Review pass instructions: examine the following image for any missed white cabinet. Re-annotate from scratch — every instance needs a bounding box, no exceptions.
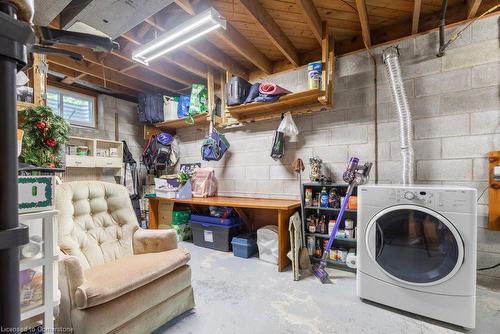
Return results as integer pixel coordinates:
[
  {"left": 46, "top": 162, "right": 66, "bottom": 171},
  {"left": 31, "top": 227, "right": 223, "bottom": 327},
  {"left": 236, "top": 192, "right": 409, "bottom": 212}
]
[
  {"left": 65, "top": 137, "right": 123, "bottom": 172},
  {"left": 65, "top": 155, "right": 95, "bottom": 168}
]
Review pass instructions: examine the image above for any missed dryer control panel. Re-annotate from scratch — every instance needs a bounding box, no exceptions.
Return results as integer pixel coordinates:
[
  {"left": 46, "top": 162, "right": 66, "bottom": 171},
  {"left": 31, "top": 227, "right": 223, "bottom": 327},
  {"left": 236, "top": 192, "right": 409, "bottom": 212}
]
[{"left": 360, "top": 185, "right": 476, "bottom": 214}]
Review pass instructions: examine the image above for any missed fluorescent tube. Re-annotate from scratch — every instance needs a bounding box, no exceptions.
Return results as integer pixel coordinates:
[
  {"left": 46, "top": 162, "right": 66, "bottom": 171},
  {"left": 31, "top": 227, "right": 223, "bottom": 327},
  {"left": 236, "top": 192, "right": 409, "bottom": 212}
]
[{"left": 132, "top": 8, "right": 226, "bottom": 65}]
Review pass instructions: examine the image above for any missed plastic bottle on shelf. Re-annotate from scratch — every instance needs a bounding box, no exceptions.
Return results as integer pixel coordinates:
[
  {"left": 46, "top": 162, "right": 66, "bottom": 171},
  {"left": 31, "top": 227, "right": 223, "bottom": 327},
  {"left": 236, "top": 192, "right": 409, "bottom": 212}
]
[
  {"left": 320, "top": 187, "right": 329, "bottom": 208},
  {"left": 308, "top": 215, "right": 316, "bottom": 233},
  {"left": 328, "top": 219, "right": 336, "bottom": 235},
  {"left": 329, "top": 188, "right": 340, "bottom": 208}
]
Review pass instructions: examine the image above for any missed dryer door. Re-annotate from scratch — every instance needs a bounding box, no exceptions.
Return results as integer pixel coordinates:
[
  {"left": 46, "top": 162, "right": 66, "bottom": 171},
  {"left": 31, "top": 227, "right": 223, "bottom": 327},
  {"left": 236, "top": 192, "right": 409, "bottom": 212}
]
[{"left": 366, "top": 205, "right": 464, "bottom": 286}]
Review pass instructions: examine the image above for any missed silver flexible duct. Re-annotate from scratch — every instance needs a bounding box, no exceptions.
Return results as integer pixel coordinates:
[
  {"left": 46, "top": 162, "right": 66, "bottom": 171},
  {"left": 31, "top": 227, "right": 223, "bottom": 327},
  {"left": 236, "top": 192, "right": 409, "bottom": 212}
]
[{"left": 383, "top": 46, "right": 414, "bottom": 185}]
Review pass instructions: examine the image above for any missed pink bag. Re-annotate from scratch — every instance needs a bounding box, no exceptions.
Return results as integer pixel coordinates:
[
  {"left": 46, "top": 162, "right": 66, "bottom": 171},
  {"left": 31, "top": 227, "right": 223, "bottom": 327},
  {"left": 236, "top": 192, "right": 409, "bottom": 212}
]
[{"left": 191, "top": 167, "right": 217, "bottom": 197}]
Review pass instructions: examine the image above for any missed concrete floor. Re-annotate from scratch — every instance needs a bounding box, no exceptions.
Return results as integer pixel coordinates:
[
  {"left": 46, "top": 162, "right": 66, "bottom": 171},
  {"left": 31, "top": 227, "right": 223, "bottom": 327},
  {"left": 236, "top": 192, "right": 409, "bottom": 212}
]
[{"left": 156, "top": 242, "right": 500, "bottom": 334}]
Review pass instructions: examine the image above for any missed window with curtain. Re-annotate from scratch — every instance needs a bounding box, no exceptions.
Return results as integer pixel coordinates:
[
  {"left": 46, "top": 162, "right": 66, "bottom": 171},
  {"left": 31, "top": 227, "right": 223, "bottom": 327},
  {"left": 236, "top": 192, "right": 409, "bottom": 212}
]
[{"left": 47, "top": 87, "right": 96, "bottom": 127}]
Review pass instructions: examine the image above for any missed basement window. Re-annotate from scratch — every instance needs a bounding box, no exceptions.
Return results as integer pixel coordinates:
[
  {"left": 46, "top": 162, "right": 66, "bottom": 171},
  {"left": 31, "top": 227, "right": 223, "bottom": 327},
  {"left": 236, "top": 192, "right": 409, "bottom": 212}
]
[{"left": 47, "top": 87, "right": 96, "bottom": 128}]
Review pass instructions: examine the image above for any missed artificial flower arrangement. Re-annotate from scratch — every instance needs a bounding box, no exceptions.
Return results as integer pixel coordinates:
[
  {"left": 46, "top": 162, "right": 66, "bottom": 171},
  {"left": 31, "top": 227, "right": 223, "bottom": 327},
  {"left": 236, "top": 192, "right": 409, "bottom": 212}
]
[{"left": 19, "top": 106, "right": 70, "bottom": 168}]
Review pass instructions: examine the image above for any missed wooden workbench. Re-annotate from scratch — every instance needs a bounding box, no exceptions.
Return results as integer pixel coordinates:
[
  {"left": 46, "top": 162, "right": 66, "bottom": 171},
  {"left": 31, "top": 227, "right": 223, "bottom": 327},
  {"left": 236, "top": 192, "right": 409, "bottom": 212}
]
[{"left": 148, "top": 196, "right": 300, "bottom": 272}]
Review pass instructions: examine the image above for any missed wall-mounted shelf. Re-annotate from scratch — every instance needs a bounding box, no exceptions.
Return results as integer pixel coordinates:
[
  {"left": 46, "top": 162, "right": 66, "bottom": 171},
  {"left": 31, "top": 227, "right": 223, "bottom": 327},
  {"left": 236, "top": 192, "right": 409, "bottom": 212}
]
[
  {"left": 155, "top": 113, "right": 209, "bottom": 132},
  {"left": 226, "top": 89, "right": 327, "bottom": 123}
]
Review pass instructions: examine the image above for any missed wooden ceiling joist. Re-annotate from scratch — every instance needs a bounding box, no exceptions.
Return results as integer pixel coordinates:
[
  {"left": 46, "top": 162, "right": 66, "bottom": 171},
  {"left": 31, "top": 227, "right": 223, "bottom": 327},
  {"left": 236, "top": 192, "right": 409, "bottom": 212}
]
[
  {"left": 47, "top": 22, "right": 195, "bottom": 90},
  {"left": 143, "top": 18, "right": 249, "bottom": 79},
  {"left": 175, "top": 0, "right": 195, "bottom": 15},
  {"left": 181, "top": 0, "right": 273, "bottom": 74},
  {"left": 412, "top": 0, "right": 422, "bottom": 34},
  {"left": 295, "top": 0, "right": 323, "bottom": 44},
  {"left": 467, "top": 0, "right": 483, "bottom": 18},
  {"left": 47, "top": 55, "right": 173, "bottom": 95},
  {"left": 48, "top": 63, "right": 141, "bottom": 97},
  {"left": 238, "top": 0, "right": 300, "bottom": 67},
  {"left": 354, "top": 0, "right": 372, "bottom": 47},
  {"left": 51, "top": 45, "right": 184, "bottom": 93}
]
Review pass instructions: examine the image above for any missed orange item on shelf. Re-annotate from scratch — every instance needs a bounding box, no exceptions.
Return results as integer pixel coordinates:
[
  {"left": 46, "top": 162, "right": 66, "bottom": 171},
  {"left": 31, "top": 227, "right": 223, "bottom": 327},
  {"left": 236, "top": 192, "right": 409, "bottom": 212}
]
[{"left": 348, "top": 196, "right": 358, "bottom": 209}]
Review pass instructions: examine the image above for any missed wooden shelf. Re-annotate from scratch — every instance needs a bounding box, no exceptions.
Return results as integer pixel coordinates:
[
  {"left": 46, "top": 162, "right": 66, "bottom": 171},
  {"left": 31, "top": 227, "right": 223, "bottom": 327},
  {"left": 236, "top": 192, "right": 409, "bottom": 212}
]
[
  {"left": 155, "top": 113, "right": 209, "bottom": 132},
  {"left": 16, "top": 101, "right": 36, "bottom": 110},
  {"left": 226, "top": 89, "right": 327, "bottom": 123}
]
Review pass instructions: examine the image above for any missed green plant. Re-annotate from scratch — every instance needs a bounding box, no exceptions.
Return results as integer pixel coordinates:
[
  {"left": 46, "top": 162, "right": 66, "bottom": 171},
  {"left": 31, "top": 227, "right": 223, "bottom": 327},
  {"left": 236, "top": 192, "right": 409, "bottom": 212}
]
[
  {"left": 20, "top": 105, "right": 70, "bottom": 168},
  {"left": 177, "top": 170, "right": 193, "bottom": 185}
]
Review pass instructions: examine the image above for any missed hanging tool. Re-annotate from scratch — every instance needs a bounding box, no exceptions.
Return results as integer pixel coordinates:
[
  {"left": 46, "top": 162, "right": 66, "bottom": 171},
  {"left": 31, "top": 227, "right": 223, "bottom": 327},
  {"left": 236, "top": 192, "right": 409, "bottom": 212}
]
[{"left": 312, "top": 157, "right": 372, "bottom": 284}]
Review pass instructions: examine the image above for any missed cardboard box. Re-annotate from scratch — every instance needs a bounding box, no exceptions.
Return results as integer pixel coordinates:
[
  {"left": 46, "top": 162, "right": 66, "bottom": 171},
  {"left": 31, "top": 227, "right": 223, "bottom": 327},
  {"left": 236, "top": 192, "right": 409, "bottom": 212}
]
[{"left": 158, "top": 201, "right": 174, "bottom": 228}]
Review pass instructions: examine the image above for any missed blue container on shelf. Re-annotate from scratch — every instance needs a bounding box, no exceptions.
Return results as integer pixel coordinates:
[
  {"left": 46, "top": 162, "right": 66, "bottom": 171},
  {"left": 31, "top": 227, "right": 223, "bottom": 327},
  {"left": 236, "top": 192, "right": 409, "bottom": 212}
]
[
  {"left": 231, "top": 232, "right": 258, "bottom": 258},
  {"left": 191, "top": 214, "right": 240, "bottom": 226}
]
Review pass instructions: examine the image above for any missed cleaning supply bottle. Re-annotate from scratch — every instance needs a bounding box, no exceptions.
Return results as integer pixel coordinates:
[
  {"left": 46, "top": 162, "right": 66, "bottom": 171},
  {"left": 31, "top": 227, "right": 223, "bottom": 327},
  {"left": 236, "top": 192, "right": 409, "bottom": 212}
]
[
  {"left": 329, "top": 188, "right": 340, "bottom": 208},
  {"left": 320, "top": 187, "right": 329, "bottom": 208}
]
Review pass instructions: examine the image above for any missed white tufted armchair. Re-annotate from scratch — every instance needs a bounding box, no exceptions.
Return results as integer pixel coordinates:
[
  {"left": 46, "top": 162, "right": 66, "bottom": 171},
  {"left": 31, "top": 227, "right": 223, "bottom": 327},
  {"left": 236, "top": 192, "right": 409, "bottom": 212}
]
[{"left": 55, "top": 181, "right": 194, "bottom": 333}]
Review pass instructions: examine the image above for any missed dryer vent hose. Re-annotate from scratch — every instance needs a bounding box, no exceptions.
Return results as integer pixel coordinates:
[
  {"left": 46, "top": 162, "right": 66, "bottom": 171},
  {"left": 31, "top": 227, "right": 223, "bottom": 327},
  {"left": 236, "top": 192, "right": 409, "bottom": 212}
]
[{"left": 383, "top": 46, "right": 414, "bottom": 185}]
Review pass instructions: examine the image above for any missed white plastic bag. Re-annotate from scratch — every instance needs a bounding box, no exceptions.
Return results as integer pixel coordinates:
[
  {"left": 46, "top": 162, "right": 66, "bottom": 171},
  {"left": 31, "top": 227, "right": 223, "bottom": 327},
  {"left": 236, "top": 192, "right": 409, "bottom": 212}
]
[
  {"left": 277, "top": 112, "right": 299, "bottom": 137},
  {"left": 257, "top": 225, "right": 279, "bottom": 265}
]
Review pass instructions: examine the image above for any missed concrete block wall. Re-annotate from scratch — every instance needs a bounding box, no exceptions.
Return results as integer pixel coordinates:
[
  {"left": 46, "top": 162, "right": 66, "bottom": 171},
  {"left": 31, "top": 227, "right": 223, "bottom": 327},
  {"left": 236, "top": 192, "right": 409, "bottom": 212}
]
[
  {"left": 67, "top": 94, "right": 144, "bottom": 181},
  {"left": 176, "top": 15, "right": 500, "bottom": 288}
]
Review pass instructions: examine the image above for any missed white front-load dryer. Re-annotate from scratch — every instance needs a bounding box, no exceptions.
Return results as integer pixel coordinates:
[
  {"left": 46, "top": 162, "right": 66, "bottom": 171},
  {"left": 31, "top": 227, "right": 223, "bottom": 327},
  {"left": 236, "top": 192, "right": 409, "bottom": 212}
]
[{"left": 357, "top": 185, "right": 477, "bottom": 328}]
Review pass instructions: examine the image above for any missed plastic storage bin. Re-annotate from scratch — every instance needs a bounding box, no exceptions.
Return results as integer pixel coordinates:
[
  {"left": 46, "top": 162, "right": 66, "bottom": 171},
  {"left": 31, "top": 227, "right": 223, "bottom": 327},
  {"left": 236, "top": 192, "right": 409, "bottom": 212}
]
[
  {"left": 190, "top": 220, "right": 245, "bottom": 252},
  {"left": 231, "top": 233, "right": 258, "bottom": 258},
  {"left": 191, "top": 214, "right": 240, "bottom": 226},
  {"left": 257, "top": 225, "right": 279, "bottom": 264}
]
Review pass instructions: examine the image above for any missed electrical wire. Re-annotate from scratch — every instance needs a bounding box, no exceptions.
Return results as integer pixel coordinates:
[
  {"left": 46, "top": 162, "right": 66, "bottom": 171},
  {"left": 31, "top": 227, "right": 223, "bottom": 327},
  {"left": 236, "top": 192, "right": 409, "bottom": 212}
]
[
  {"left": 441, "top": 4, "right": 500, "bottom": 52},
  {"left": 477, "top": 262, "right": 500, "bottom": 271},
  {"left": 477, "top": 185, "right": 489, "bottom": 203}
]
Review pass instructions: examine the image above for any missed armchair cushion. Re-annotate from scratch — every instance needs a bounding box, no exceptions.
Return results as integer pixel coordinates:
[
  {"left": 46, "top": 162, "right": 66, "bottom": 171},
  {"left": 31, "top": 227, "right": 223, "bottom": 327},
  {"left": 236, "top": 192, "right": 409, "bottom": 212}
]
[
  {"left": 133, "top": 228, "right": 178, "bottom": 254},
  {"left": 74, "top": 248, "right": 190, "bottom": 309}
]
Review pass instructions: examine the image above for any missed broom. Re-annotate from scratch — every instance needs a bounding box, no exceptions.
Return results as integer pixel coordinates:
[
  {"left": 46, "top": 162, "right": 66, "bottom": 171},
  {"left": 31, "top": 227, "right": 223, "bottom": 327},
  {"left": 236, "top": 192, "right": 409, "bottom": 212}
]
[{"left": 292, "top": 158, "right": 311, "bottom": 272}]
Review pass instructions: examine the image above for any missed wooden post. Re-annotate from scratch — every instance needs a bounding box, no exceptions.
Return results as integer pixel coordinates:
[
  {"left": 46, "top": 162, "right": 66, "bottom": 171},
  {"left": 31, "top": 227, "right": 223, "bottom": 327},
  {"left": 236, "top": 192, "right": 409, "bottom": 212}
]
[
  {"left": 277, "top": 209, "right": 292, "bottom": 272},
  {"left": 32, "top": 54, "right": 47, "bottom": 106},
  {"left": 488, "top": 151, "right": 500, "bottom": 230},
  {"left": 219, "top": 71, "right": 227, "bottom": 126},
  {"left": 320, "top": 21, "right": 328, "bottom": 93}
]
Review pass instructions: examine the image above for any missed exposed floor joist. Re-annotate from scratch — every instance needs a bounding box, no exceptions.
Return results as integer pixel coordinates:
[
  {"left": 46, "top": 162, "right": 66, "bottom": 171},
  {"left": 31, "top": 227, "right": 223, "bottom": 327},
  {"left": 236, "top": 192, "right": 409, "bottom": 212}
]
[
  {"left": 467, "top": 0, "right": 483, "bottom": 18},
  {"left": 51, "top": 44, "right": 184, "bottom": 93},
  {"left": 238, "top": 0, "right": 300, "bottom": 67},
  {"left": 46, "top": 55, "right": 174, "bottom": 95},
  {"left": 48, "top": 62, "right": 141, "bottom": 97},
  {"left": 187, "top": 0, "right": 273, "bottom": 74},
  {"left": 412, "top": 0, "right": 422, "bottom": 34},
  {"left": 295, "top": 0, "right": 323, "bottom": 45},
  {"left": 355, "top": 0, "right": 372, "bottom": 47}
]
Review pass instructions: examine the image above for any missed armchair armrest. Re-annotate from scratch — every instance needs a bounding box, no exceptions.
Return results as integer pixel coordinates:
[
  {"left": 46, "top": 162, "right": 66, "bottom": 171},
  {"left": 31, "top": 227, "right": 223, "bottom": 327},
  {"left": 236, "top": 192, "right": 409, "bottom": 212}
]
[
  {"left": 133, "top": 228, "right": 178, "bottom": 254},
  {"left": 58, "top": 252, "right": 84, "bottom": 308}
]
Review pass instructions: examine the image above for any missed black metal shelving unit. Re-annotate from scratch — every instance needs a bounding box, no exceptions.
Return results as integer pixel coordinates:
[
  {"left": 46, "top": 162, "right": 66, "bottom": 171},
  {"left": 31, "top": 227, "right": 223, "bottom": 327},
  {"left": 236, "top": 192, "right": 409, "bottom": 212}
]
[{"left": 301, "top": 182, "right": 358, "bottom": 272}]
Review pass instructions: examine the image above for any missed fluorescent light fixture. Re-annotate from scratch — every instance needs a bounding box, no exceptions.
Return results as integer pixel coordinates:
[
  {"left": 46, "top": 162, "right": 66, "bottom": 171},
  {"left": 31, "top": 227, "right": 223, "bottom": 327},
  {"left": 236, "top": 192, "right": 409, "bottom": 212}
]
[{"left": 132, "top": 8, "right": 226, "bottom": 65}]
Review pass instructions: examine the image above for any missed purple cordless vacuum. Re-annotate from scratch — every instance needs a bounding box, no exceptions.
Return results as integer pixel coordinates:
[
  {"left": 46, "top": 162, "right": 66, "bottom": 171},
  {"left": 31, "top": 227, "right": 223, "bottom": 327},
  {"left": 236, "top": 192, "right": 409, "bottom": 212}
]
[{"left": 312, "top": 157, "right": 372, "bottom": 284}]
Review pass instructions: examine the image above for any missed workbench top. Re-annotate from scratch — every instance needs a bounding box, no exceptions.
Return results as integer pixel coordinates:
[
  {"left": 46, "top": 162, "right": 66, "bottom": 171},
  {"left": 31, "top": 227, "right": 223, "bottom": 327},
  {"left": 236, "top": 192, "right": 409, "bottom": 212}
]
[{"left": 150, "top": 196, "right": 300, "bottom": 210}]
